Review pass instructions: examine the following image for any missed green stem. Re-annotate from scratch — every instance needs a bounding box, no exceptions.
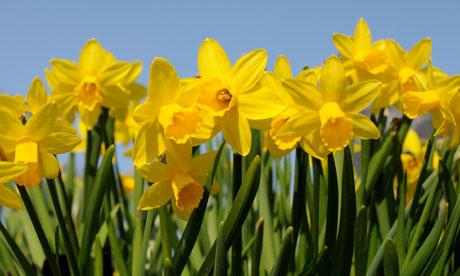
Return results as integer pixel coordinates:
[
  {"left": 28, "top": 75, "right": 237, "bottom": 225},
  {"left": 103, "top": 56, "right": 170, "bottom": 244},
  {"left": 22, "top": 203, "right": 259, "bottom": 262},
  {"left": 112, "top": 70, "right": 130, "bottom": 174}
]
[
  {"left": 232, "top": 153, "right": 243, "bottom": 275},
  {"left": 57, "top": 172, "right": 79, "bottom": 254},
  {"left": 17, "top": 185, "right": 60, "bottom": 276}
]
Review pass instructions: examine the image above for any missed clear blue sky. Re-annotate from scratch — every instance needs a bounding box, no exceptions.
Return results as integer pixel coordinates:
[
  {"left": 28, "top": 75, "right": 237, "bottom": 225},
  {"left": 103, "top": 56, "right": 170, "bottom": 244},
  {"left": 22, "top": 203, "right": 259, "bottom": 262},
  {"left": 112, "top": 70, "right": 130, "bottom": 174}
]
[{"left": 1, "top": 0, "right": 459, "bottom": 95}]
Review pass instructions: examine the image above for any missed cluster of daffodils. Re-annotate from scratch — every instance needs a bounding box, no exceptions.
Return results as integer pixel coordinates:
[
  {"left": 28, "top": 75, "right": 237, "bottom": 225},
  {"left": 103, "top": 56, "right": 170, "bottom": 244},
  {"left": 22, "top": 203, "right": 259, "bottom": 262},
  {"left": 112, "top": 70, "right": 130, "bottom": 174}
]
[{"left": 1, "top": 18, "right": 459, "bottom": 218}]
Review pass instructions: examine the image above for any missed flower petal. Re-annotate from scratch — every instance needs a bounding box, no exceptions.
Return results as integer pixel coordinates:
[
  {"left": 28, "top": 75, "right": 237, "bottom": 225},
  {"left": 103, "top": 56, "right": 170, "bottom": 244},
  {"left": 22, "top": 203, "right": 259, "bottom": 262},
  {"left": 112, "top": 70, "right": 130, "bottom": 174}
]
[
  {"left": 299, "top": 131, "right": 330, "bottom": 160},
  {"left": 0, "top": 161, "right": 27, "bottom": 183},
  {"left": 198, "top": 38, "right": 231, "bottom": 81},
  {"left": 78, "top": 103, "right": 101, "bottom": 130},
  {"left": 133, "top": 121, "right": 165, "bottom": 167},
  {"left": 25, "top": 102, "right": 57, "bottom": 141},
  {"left": 0, "top": 94, "right": 27, "bottom": 118},
  {"left": 137, "top": 162, "right": 172, "bottom": 183},
  {"left": 320, "top": 56, "right": 346, "bottom": 102},
  {"left": 282, "top": 79, "right": 322, "bottom": 111},
  {"left": 40, "top": 132, "right": 81, "bottom": 154},
  {"left": 138, "top": 181, "right": 172, "bottom": 211},
  {"left": 342, "top": 80, "right": 381, "bottom": 113},
  {"left": 189, "top": 151, "right": 217, "bottom": 184},
  {"left": 238, "top": 86, "right": 285, "bottom": 120},
  {"left": 354, "top": 18, "right": 372, "bottom": 51},
  {"left": 277, "top": 111, "right": 319, "bottom": 137},
  {"left": 99, "top": 62, "right": 132, "bottom": 86},
  {"left": 406, "top": 38, "right": 431, "bottom": 69},
  {"left": 0, "top": 107, "right": 24, "bottom": 139},
  {"left": 273, "top": 55, "right": 293, "bottom": 79},
  {"left": 348, "top": 113, "right": 381, "bottom": 139},
  {"left": 100, "top": 86, "right": 129, "bottom": 108},
  {"left": 333, "top": 33, "right": 354, "bottom": 59},
  {"left": 39, "top": 150, "right": 59, "bottom": 179},
  {"left": 230, "top": 49, "right": 267, "bottom": 92},
  {"left": 50, "top": 59, "right": 81, "bottom": 85},
  {"left": 27, "top": 77, "right": 48, "bottom": 113},
  {"left": 79, "top": 39, "right": 106, "bottom": 75},
  {"left": 149, "top": 57, "right": 181, "bottom": 103},
  {"left": 219, "top": 107, "right": 251, "bottom": 156},
  {"left": 165, "top": 140, "right": 192, "bottom": 171},
  {"left": 0, "top": 184, "right": 22, "bottom": 209}
]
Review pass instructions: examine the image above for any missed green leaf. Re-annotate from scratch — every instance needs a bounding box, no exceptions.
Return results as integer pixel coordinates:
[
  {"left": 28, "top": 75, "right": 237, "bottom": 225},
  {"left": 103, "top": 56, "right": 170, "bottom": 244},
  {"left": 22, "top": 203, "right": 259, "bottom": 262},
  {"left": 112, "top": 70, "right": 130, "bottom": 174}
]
[
  {"left": 94, "top": 237, "right": 103, "bottom": 276},
  {"left": 270, "top": 227, "right": 294, "bottom": 276},
  {"left": 251, "top": 218, "right": 264, "bottom": 276},
  {"left": 78, "top": 145, "right": 115, "bottom": 274},
  {"left": 0, "top": 221, "right": 36, "bottom": 275},
  {"left": 198, "top": 156, "right": 262, "bottom": 275},
  {"left": 354, "top": 206, "right": 368, "bottom": 276},
  {"left": 324, "top": 153, "right": 338, "bottom": 275},
  {"left": 383, "top": 239, "right": 399, "bottom": 276},
  {"left": 214, "top": 221, "right": 227, "bottom": 276}
]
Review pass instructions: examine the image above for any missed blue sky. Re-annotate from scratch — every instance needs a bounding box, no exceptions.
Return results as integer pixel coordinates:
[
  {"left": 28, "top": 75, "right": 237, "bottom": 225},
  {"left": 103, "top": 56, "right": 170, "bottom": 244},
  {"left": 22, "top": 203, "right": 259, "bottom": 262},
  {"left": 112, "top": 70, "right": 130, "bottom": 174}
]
[{"left": 1, "top": 0, "right": 459, "bottom": 95}]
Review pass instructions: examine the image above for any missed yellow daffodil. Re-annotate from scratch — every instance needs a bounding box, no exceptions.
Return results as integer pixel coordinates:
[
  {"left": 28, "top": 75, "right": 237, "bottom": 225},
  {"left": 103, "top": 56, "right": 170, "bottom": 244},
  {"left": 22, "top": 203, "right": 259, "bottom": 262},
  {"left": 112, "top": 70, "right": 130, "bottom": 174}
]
[
  {"left": 0, "top": 161, "right": 27, "bottom": 209},
  {"left": 386, "top": 38, "right": 432, "bottom": 96},
  {"left": 277, "top": 56, "right": 381, "bottom": 159},
  {"left": 435, "top": 90, "right": 460, "bottom": 147},
  {"left": 121, "top": 174, "right": 135, "bottom": 192},
  {"left": 400, "top": 129, "right": 440, "bottom": 202},
  {"left": 402, "top": 62, "right": 460, "bottom": 121},
  {"left": 132, "top": 57, "right": 213, "bottom": 166},
  {"left": 194, "top": 38, "right": 285, "bottom": 156},
  {"left": 138, "top": 141, "right": 217, "bottom": 220},
  {"left": 46, "top": 38, "right": 141, "bottom": 129},
  {"left": 0, "top": 102, "right": 81, "bottom": 187},
  {"left": 263, "top": 55, "right": 318, "bottom": 156},
  {"left": 333, "top": 18, "right": 390, "bottom": 76}
]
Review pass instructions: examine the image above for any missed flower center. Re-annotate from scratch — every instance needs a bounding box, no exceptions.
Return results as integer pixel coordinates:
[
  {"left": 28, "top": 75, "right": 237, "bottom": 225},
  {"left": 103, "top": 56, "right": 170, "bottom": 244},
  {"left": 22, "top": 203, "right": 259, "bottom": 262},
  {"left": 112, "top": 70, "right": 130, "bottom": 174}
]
[
  {"left": 14, "top": 139, "right": 42, "bottom": 187},
  {"left": 171, "top": 170, "right": 204, "bottom": 212},
  {"left": 216, "top": 88, "right": 233, "bottom": 104},
  {"left": 318, "top": 102, "right": 353, "bottom": 151},
  {"left": 197, "top": 79, "right": 235, "bottom": 115},
  {"left": 76, "top": 77, "right": 101, "bottom": 108}
]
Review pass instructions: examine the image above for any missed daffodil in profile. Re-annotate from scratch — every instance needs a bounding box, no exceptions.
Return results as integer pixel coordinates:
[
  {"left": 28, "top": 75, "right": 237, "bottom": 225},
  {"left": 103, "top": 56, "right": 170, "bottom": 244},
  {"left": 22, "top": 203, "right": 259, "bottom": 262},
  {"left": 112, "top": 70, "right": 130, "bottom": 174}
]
[
  {"left": 277, "top": 56, "right": 381, "bottom": 159},
  {"left": 194, "top": 38, "right": 285, "bottom": 156},
  {"left": 132, "top": 57, "right": 213, "bottom": 166},
  {"left": 434, "top": 90, "right": 460, "bottom": 148},
  {"left": 0, "top": 162, "right": 27, "bottom": 209},
  {"left": 0, "top": 102, "right": 81, "bottom": 187},
  {"left": 46, "top": 38, "right": 141, "bottom": 128},
  {"left": 138, "top": 142, "right": 217, "bottom": 220}
]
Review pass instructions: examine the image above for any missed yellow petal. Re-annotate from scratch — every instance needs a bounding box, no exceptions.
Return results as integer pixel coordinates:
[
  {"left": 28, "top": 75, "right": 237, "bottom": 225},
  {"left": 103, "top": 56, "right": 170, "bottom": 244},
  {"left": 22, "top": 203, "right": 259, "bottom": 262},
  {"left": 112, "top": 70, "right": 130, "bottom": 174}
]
[
  {"left": 124, "top": 61, "right": 143, "bottom": 84},
  {"left": 25, "top": 102, "right": 57, "bottom": 141},
  {"left": 125, "top": 82, "right": 147, "bottom": 102},
  {"left": 342, "top": 80, "right": 381, "bottom": 113},
  {"left": 406, "top": 38, "right": 432, "bottom": 69},
  {"left": 148, "top": 57, "right": 181, "bottom": 103},
  {"left": 0, "top": 107, "right": 24, "bottom": 139},
  {"left": 78, "top": 103, "right": 101, "bottom": 130},
  {"left": 99, "top": 62, "right": 132, "bottom": 86},
  {"left": 133, "top": 100, "right": 159, "bottom": 124},
  {"left": 385, "top": 40, "right": 405, "bottom": 68},
  {"left": 189, "top": 151, "right": 217, "bottom": 184},
  {"left": 0, "top": 184, "right": 22, "bottom": 209},
  {"left": 274, "top": 55, "right": 293, "bottom": 79},
  {"left": 49, "top": 59, "right": 81, "bottom": 85},
  {"left": 133, "top": 121, "right": 165, "bottom": 167},
  {"left": 277, "top": 111, "right": 319, "bottom": 137},
  {"left": 348, "top": 113, "right": 381, "bottom": 140},
  {"left": 27, "top": 77, "right": 48, "bottom": 113},
  {"left": 137, "top": 162, "right": 172, "bottom": 183},
  {"left": 269, "top": 115, "right": 302, "bottom": 151},
  {"left": 262, "top": 73, "right": 295, "bottom": 106},
  {"left": 79, "top": 39, "right": 106, "bottom": 75},
  {"left": 0, "top": 94, "right": 27, "bottom": 118},
  {"left": 230, "top": 49, "right": 267, "bottom": 92},
  {"left": 299, "top": 131, "right": 330, "bottom": 160},
  {"left": 100, "top": 86, "right": 129, "bottom": 108},
  {"left": 439, "top": 75, "right": 460, "bottom": 94},
  {"left": 39, "top": 150, "right": 59, "bottom": 179},
  {"left": 49, "top": 91, "right": 79, "bottom": 119},
  {"left": 219, "top": 107, "right": 251, "bottom": 156},
  {"left": 320, "top": 56, "right": 345, "bottom": 102},
  {"left": 238, "top": 86, "right": 285, "bottom": 120},
  {"left": 403, "top": 129, "right": 422, "bottom": 155},
  {"left": 0, "top": 161, "right": 27, "bottom": 183},
  {"left": 171, "top": 197, "right": 192, "bottom": 220},
  {"left": 354, "top": 18, "right": 372, "bottom": 51},
  {"left": 198, "top": 38, "right": 231, "bottom": 81},
  {"left": 16, "top": 162, "right": 42, "bottom": 187},
  {"left": 402, "top": 90, "right": 441, "bottom": 119},
  {"left": 319, "top": 102, "right": 353, "bottom": 151},
  {"left": 165, "top": 140, "right": 192, "bottom": 171},
  {"left": 40, "top": 132, "right": 81, "bottom": 154},
  {"left": 282, "top": 79, "right": 322, "bottom": 111},
  {"left": 332, "top": 33, "right": 353, "bottom": 59},
  {"left": 171, "top": 171, "right": 204, "bottom": 212},
  {"left": 138, "top": 181, "right": 172, "bottom": 211}
]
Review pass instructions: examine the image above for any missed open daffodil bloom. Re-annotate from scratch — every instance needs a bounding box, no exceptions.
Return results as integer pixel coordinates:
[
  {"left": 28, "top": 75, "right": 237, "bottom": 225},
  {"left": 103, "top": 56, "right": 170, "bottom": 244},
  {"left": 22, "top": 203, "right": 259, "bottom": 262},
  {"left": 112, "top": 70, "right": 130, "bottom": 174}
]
[
  {"left": 277, "top": 56, "right": 381, "bottom": 159},
  {"left": 137, "top": 142, "right": 217, "bottom": 220},
  {"left": 195, "top": 38, "right": 284, "bottom": 156}
]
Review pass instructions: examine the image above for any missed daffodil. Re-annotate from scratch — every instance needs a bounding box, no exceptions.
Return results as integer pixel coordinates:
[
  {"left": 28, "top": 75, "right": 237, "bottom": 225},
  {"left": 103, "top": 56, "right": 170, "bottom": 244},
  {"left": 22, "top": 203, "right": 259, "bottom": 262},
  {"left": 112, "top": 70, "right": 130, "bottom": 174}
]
[
  {"left": 138, "top": 141, "right": 217, "bottom": 220},
  {"left": 263, "top": 55, "right": 318, "bottom": 156},
  {"left": 277, "top": 56, "right": 381, "bottom": 159},
  {"left": 0, "top": 102, "right": 81, "bottom": 187},
  {"left": 402, "top": 62, "right": 460, "bottom": 121},
  {"left": 46, "top": 39, "right": 141, "bottom": 128},
  {"left": 435, "top": 90, "right": 460, "bottom": 147},
  {"left": 400, "top": 129, "right": 439, "bottom": 202},
  {"left": 0, "top": 162, "right": 27, "bottom": 209},
  {"left": 333, "top": 18, "right": 399, "bottom": 113},
  {"left": 132, "top": 57, "right": 213, "bottom": 166},
  {"left": 194, "top": 38, "right": 285, "bottom": 156}
]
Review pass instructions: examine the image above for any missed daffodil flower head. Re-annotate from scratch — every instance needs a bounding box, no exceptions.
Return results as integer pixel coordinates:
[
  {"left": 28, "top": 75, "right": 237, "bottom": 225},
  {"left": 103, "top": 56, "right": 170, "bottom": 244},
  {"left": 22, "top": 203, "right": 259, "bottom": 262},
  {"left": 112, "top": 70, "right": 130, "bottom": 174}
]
[
  {"left": 195, "top": 38, "right": 285, "bottom": 156},
  {"left": 0, "top": 102, "right": 81, "bottom": 187},
  {"left": 132, "top": 57, "right": 214, "bottom": 167},
  {"left": 278, "top": 56, "right": 381, "bottom": 159},
  {"left": 46, "top": 39, "right": 140, "bottom": 129},
  {"left": 137, "top": 141, "right": 217, "bottom": 220}
]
